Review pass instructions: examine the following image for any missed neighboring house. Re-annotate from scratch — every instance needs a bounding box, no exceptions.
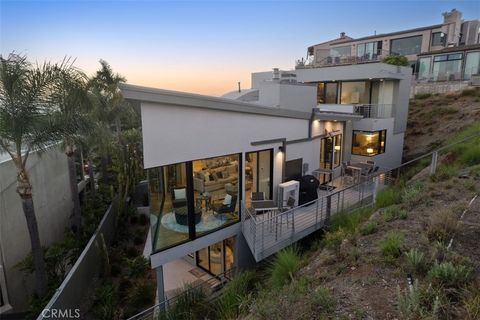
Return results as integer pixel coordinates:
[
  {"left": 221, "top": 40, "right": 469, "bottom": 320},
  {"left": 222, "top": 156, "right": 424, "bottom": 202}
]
[
  {"left": 300, "top": 9, "right": 479, "bottom": 79},
  {"left": 120, "top": 61, "right": 411, "bottom": 302},
  {"left": 0, "top": 147, "right": 79, "bottom": 314}
]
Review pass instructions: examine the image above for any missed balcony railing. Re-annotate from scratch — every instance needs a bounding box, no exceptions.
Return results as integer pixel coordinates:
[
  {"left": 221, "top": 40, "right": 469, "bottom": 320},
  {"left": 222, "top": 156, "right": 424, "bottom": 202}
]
[
  {"left": 353, "top": 104, "right": 394, "bottom": 118},
  {"left": 241, "top": 171, "right": 393, "bottom": 262},
  {"left": 296, "top": 50, "right": 389, "bottom": 69}
]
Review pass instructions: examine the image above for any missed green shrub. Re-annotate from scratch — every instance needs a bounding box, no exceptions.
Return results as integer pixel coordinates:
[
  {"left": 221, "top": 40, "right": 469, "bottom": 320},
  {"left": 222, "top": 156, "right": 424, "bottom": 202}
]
[
  {"left": 380, "top": 231, "right": 404, "bottom": 258},
  {"left": 376, "top": 187, "right": 402, "bottom": 209},
  {"left": 215, "top": 271, "right": 256, "bottom": 319},
  {"left": 268, "top": 246, "right": 302, "bottom": 287},
  {"left": 360, "top": 221, "right": 378, "bottom": 235},
  {"left": 427, "top": 209, "right": 457, "bottom": 243},
  {"left": 323, "top": 228, "right": 348, "bottom": 250},
  {"left": 125, "top": 281, "right": 156, "bottom": 317},
  {"left": 414, "top": 93, "right": 432, "bottom": 100},
  {"left": 382, "top": 54, "right": 409, "bottom": 66},
  {"left": 402, "top": 182, "right": 424, "bottom": 207},
  {"left": 428, "top": 261, "right": 472, "bottom": 289},
  {"left": 383, "top": 205, "right": 399, "bottom": 222},
  {"left": 460, "top": 88, "right": 480, "bottom": 97},
  {"left": 430, "top": 165, "right": 458, "bottom": 182},
  {"left": 124, "top": 256, "right": 149, "bottom": 278},
  {"left": 158, "top": 284, "right": 209, "bottom": 320},
  {"left": 396, "top": 281, "right": 440, "bottom": 320},
  {"left": 312, "top": 286, "right": 336, "bottom": 312},
  {"left": 461, "top": 144, "right": 480, "bottom": 166},
  {"left": 93, "top": 283, "right": 120, "bottom": 320},
  {"left": 329, "top": 207, "right": 374, "bottom": 234},
  {"left": 405, "top": 249, "right": 429, "bottom": 275}
]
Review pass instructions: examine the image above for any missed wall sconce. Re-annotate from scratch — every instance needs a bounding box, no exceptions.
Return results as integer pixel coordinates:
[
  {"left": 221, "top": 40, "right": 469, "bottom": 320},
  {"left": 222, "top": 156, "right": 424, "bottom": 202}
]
[
  {"left": 279, "top": 146, "right": 284, "bottom": 152},
  {"left": 367, "top": 148, "right": 374, "bottom": 154},
  {"left": 334, "top": 145, "right": 341, "bottom": 151}
]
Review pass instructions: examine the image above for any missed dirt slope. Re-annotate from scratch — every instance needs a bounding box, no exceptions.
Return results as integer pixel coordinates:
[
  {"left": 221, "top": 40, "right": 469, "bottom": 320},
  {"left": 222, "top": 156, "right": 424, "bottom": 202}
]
[{"left": 404, "top": 89, "right": 480, "bottom": 161}]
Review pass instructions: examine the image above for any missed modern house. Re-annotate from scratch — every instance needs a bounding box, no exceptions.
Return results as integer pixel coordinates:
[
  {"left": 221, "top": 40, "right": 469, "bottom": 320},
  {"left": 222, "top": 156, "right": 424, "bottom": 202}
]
[
  {"left": 120, "top": 61, "right": 411, "bottom": 302},
  {"left": 299, "top": 9, "right": 479, "bottom": 80}
]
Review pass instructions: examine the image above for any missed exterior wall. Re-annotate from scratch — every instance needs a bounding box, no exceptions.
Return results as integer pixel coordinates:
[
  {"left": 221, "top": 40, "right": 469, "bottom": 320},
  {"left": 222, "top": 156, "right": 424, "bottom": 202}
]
[
  {"left": 141, "top": 102, "right": 309, "bottom": 169},
  {"left": 0, "top": 147, "right": 72, "bottom": 311},
  {"left": 256, "top": 82, "right": 316, "bottom": 112}
]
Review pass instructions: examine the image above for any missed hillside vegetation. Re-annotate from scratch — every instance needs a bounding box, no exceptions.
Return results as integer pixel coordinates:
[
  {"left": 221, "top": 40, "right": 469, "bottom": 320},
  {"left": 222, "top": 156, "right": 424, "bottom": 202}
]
[{"left": 404, "top": 88, "right": 480, "bottom": 160}]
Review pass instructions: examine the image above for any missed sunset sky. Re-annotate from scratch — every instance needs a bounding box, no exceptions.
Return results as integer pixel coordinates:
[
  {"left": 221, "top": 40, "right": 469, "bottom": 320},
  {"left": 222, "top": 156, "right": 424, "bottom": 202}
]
[{"left": 1, "top": 0, "right": 479, "bottom": 96}]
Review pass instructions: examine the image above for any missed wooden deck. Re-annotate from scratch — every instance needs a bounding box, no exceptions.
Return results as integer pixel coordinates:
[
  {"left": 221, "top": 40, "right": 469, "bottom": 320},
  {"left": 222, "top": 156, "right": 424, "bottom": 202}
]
[{"left": 242, "top": 173, "right": 390, "bottom": 261}]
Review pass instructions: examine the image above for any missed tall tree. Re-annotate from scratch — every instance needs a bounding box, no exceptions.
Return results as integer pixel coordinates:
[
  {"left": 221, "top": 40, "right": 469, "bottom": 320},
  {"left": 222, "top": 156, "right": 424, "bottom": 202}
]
[
  {"left": 52, "top": 67, "right": 93, "bottom": 233},
  {"left": 0, "top": 54, "right": 69, "bottom": 297}
]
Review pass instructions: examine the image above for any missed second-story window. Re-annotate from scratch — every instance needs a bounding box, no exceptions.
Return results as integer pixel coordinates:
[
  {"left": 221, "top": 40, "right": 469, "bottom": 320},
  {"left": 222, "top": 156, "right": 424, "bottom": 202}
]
[
  {"left": 352, "top": 130, "right": 386, "bottom": 156},
  {"left": 330, "top": 45, "right": 351, "bottom": 57},
  {"left": 390, "top": 35, "right": 422, "bottom": 56},
  {"left": 431, "top": 32, "right": 446, "bottom": 47},
  {"left": 340, "top": 81, "right": 371, "bottom": 104}
]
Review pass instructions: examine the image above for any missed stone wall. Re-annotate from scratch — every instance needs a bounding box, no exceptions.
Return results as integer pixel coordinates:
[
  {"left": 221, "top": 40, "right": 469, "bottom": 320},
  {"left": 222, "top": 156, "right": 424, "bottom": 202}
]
[{"left": 411, "top": 80, "right": 474, "bottom": 98}]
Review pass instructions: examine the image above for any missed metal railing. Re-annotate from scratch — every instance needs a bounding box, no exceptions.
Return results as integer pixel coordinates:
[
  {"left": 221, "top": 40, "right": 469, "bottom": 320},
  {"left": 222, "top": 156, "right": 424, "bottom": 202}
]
[
  {"left": 353, "top": 104, "right": 394, "bottom": 118},
  {"left": 126, "top": 268, "right": 235, "bottom": 320},
  {"left": 242, "top": 131, "right": 480, "bottom": 262},
  {"left": 242, "top": 171, "right": 394, "bottom": 261},
  {"left": 296, "top": 49, "right": 391, "bottom": 69}
]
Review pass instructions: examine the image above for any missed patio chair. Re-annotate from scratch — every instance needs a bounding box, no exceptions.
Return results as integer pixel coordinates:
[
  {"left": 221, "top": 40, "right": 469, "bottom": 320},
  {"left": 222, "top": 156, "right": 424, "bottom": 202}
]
[
  {"left": 251, "top": 191, "right": 265, "bottom": 202},
  {"left": 171, "top": 187, "right": 187, "bottom": 208},
  {"left": 278, "top": 197, "right": 296, "bottom": 236},
  {"left": 342, "top": 163, "right": 354, "bottom": 184},
  {"left": 212, "top": 194, "right": 238, "bottom": 218}
]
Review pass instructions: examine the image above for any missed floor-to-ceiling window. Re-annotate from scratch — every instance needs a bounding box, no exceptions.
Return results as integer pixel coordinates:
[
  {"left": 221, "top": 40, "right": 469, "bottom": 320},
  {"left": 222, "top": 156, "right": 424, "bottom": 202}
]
[
  {"left": 245, "top": 149, "right": 273, "bottom": 206},
  {"left": 317, "top": 82, "right": 339, "bottom": 104},
  {"left": 148, "top": 154, "right": 241, "bottom": 253},
  {"left": 464, "top": 51, "right": 480, "bottom": 80},
  {"left": 340, "top": 81, "right": 371, "bottom": 104},
  {"left": 196, "top": 237, "right": 235, "bottom": 276},
  {"left": 432, "top": 53, "right": 463, "bottom": 81},
  {"left": 417, "top": 57, "right": 432, "bottom": 80},
  {"left": 319, "top": 134, "right": 342, "bottom": 184}
]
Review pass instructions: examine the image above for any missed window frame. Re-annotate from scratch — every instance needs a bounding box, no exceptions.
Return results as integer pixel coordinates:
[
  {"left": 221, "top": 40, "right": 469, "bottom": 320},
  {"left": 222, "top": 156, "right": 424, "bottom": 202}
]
[
  {"left": 351, "top": 130, "right": 387, "bottom": 157},
  {"left": 390, "top": 35, "right": 423, "bottom": 56},
  {"left": 431, "top": 32, "right": 446, "bottom": 47}
]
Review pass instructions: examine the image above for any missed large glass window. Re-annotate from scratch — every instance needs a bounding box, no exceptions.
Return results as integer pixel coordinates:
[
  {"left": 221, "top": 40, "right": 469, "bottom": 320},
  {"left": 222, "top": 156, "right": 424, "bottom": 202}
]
[
  {"left": 464, "top": 52, "right": 480, "bottom": 80},
  {"left": 196, "top": 237, "right": 235, "bottom": 276},
  {"left": 340, "top": 81, "right": 371, "bottom": 104},
  {"left": 390, "top": 36, "right": 422, "bottom": 55},
  {"left": 432, "top": 53, "right": 463, "bottom": 81},
  {"left": 193, "top": 154, "right": 240, "bottom": 237},
  {"left": 431, "top": 32, "right": 446, "bottom": 47},
  {"left": 330, "top": 45, "right": 351, "bottom": 57},
  {"left": 417, "top": 57, "right": 432, "bottom": 80},
  {"left": 245, "top": 150, "right": 272, "bottom": 207},
  {"left": 149, "top": 162, "right": 189, "bottom": 251},
  {"left": 352, "top": 130, "right": 387, "bottom": 156},
  {"left": 356, "top": 41, "right": 381, "bottom": 60},
  {"left": 317, "top": 82, "right": 338, "bottom": 104},
  {"left": 149, "top": 154, "right": 240, "bottom": 253}
]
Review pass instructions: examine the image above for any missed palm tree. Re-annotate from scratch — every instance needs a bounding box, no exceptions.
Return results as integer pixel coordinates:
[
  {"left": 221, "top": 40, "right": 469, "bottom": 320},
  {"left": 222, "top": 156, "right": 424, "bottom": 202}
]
[
  {"left": 0, "top": 53, "right": 70, "bottom": 297},
  {"left": 52, "top": 67, "right": 93, "bottom": 233}
]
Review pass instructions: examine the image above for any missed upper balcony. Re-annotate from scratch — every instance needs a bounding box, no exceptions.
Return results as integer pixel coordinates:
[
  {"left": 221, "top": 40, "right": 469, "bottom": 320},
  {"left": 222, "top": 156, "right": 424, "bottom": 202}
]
[
  {"left": 296, "top": 51, "right": 388, "bottom": 70},
  {"left": 316, "top": 104, "right": 394, "bottom": 119}
]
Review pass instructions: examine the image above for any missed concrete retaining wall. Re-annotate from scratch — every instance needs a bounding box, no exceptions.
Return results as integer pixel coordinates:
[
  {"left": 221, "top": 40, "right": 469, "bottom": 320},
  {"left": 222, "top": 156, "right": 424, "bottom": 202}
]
[
  {"left": 411, "top": 81, "right": 473, "bottom": 98},
  {"left": 36, "top": 198, "right": 118, "bottom": 320}
]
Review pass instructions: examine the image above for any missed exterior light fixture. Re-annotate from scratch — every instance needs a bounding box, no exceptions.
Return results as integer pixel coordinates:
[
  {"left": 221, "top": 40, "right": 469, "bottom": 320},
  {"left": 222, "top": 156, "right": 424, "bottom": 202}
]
[
  {"left": 367, "top": 148, "right": 374, "bottom": 154},
  {"left": 279, "top": 146, "right": 284, "bottom": 152},
  {"left": 334, "top": 145, "right": 341, "bottom": 151}
]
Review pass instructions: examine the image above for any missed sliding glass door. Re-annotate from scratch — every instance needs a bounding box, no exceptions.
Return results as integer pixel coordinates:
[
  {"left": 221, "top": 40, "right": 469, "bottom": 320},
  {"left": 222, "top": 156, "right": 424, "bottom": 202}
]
[
  {"left": 196, "top": 237, "right": 235, "bottom": 276},
  {"left": 320, "top": 135, "right": 342, "bottom": 184},
  {"left": 245, "top": 149, "right": 273, "bottom": 204}
]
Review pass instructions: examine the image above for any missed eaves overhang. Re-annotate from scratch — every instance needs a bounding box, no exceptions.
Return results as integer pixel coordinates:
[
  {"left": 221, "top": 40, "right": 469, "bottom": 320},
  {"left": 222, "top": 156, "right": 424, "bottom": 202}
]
[
  {"left": 119, "top": 83, "right": 311, "bottom": 120},
  {"left": 313, "top": 110, "right": 363, "bottom": 121}
]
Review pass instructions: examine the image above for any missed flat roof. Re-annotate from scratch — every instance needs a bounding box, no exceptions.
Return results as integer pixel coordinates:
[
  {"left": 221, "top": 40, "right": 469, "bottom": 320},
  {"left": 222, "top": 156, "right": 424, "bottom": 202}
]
[
  {"left": 311, "top": 23, "right": 443, "bottom": 48},
  {"left": 119, "top": 84, "right": 312, "bottom": 120},
  {"left": 417, "top": 44, "right": 480, "bottom": 56}
]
